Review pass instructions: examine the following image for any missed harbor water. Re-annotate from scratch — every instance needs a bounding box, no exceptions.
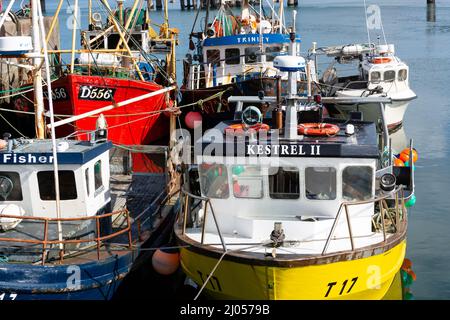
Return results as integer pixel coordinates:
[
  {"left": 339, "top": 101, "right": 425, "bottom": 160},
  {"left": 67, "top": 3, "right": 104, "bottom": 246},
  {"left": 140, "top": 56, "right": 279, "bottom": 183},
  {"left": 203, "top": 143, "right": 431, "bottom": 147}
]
[{"left": 37, "top": 0, "right": 450, "bottom": 299}]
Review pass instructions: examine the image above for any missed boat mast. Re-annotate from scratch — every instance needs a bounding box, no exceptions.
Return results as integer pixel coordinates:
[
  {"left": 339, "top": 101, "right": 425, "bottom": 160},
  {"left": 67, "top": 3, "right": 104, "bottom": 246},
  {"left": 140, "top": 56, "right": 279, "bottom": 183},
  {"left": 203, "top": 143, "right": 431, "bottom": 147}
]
[
  {"left": 31, "top": 0, "right": 45, "bottom": 139},
  {"left": 35, "top": 0, "right": 64, "bottom": 259},
  {"left": 88, "top": 0, "right": 92, "bottom": 27},
  {"left": 70, "top": 0, "right": 79, "bottom": 74},
  {"left": 285, "top": 10, "right": 298, "bottom": 140}
]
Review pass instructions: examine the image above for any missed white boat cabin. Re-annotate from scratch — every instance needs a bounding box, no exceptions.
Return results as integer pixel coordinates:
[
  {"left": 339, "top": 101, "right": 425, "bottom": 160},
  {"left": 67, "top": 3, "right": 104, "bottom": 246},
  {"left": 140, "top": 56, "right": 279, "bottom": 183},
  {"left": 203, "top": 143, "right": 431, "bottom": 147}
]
[
  {"left": 0, "top": 138, "right": 112, "bottom": 223},
  {"left": 188, "top": 33, "right": 302, "bottom": 89},
  {"left": 189, "top": 119, "right": 381, "bottom": 245}
]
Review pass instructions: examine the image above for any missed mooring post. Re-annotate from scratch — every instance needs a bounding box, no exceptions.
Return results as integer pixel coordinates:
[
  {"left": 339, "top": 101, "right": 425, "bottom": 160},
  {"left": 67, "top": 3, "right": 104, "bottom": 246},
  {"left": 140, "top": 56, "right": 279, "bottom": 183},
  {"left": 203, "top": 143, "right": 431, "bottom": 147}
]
[
  {"left": 155, "top": 0, "right": 163, "bottom": 10},
  {"left": 180, "top": 0, "right": 185, "bottom": 10},
  {"left": 427, "top": 0, "right": 436, "bottom": 22}
]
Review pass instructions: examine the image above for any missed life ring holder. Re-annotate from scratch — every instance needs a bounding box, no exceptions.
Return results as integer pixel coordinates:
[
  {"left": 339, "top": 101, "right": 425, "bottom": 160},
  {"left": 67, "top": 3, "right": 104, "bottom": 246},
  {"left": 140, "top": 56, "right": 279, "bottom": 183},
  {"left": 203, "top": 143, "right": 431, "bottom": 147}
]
[{"left": 298, "top": 123, "right": 340, "bottom": 136}]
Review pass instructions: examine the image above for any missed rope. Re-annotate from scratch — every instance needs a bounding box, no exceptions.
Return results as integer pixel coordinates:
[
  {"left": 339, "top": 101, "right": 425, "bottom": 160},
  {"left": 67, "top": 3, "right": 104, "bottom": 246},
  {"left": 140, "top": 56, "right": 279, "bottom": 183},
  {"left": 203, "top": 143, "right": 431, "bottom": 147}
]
[{"left": 194, "top": 250, "right": 228, "bottom": 300}]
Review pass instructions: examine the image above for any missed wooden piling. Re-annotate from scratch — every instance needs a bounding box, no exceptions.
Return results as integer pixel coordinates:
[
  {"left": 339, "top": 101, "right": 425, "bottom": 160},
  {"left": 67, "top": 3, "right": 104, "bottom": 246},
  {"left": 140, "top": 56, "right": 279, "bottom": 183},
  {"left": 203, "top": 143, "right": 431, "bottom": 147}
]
[
  {"left": 427, "top": 0, "right": 436, "bottom": 22},
  {"left": 156, "top": 0, "right": 163, "bottom": 10}
]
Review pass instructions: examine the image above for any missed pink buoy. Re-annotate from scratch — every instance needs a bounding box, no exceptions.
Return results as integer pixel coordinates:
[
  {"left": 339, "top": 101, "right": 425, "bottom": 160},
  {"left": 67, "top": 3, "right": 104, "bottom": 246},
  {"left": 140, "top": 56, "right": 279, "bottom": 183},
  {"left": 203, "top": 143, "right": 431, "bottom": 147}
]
[
  {"left": 185, "top": 111, "right": 202, "bottom": 129},
  {"left": 152, "top": 249, "right": 180, "bottom": 275}
]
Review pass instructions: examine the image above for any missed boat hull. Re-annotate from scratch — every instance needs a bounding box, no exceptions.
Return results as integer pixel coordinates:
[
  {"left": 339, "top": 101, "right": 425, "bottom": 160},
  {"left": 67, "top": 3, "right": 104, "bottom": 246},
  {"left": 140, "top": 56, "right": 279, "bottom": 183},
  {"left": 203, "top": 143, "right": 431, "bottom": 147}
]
[
  {"left": 334, "top": 90, "right": 416, "bottom": 130},
  {"left": 178, "top": 240, "right": 406, "bottom": 300},
  {"left": 14, "top": 74, "right": 170, "bottom": 145},
  {"left": 0, "top": 252, "right": 134, "bottom": 300}
]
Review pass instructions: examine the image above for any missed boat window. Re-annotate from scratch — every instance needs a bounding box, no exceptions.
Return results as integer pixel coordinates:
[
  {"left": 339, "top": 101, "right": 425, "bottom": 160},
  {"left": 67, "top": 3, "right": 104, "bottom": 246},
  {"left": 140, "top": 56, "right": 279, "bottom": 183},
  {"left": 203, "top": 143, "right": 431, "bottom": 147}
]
[
  {"left": 199, "top": 163, "right": 229, "bottom": 199},
  {"left": 269, "top": 167, "right": 300, "bottom": 199},
  {"left": 231, "top": 166, "right": 263, "bottom": 199},
  {"left": 85, "top": 168, "right": 90, "bottom": 197},
  {"left": 343, "top": 166, "right": 373, "bottom": 201},
  {"left": 305, "top": 167, "right": 336, "bottom": 200},
  {"left": 94, "top": 160, "right": 103, "bottom": 191},
  {"left": 225, "top": 48, "right": 240, "bottom": 65},
  {"left": 37, "top": 171, "right": 77, "bottom": 201},
  {"left": 370, "top": 71, "right": 381, "bottom": 83},
  {"left": 398, "top": 69, "right": 408, "bottom": 81},
  {"left": 265, "top": 46, "right": 281, "bottom": 62},
  {"left": 245, "top": 47, "right": 261, "bottom": 64},
  {"left": 206, "top": 49, "right": 220, "bottom": 65},
  {"left": 0, "top": 172, "right": 23, "bottom": 201},
  {"left": 384, "top": 70, "right": 396, "bottom": 82}
]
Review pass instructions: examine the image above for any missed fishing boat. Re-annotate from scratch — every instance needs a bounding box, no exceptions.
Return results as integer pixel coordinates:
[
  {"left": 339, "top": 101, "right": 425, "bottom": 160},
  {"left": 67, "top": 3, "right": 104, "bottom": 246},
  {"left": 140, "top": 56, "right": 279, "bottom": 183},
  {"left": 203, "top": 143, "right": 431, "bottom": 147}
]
[
  {"left": 308, "top": 3, "right": 417, "bottom": 131},
  {"left": 180, "top": 0, "right": 305, "bottom": 132},
  {"left": 173, "top": 37, "right": 416, "bottom": 299},
  {"left": 6, "top": 0, "right": 178, "bottom": 146},
  {"left": 0, "top": 0, "right": 177, "bottom": 300},
  {"left": 0, "top": 130, "right": 176, "bottom": 299}
]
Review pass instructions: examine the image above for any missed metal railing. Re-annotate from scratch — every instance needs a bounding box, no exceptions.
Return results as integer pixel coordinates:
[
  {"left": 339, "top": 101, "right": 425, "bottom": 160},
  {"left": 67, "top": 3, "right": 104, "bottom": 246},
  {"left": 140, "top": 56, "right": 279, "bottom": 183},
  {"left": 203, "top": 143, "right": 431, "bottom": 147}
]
[
  {"left": 180, "top": 189, "right": 227, "bottom": 252},
  {"left": 179, "top": 186, "right": 407, "bottom": 256},
  {"left": 0, "top": 209, "right": 132, "bottom": 265},
  {"left": 321, "top": 186, "right": 407, "bottom": 255}
]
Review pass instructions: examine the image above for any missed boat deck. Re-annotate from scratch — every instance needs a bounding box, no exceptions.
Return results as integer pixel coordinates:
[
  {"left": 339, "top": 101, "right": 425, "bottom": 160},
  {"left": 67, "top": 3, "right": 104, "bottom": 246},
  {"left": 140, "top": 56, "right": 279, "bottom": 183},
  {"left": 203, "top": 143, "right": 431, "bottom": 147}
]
[
  {"left": 0, "top": 173, "right": 167, "bottom": 264},
  {"left": 185, "top": 230, "right": 389, "bottom": 256}
]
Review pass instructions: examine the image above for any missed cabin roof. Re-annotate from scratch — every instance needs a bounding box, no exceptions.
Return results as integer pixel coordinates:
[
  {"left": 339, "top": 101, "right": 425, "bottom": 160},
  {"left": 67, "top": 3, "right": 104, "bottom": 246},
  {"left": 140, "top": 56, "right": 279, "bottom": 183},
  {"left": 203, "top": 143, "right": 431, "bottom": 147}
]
[
  {"left": 203, "top": 33, "right": 301, "bottom": 47},
  {"left": 0, "top": 140, "right": 112, "bottom": 165},
  {"left": 196, "top": 120, "right": 379, "bottom": 159}
]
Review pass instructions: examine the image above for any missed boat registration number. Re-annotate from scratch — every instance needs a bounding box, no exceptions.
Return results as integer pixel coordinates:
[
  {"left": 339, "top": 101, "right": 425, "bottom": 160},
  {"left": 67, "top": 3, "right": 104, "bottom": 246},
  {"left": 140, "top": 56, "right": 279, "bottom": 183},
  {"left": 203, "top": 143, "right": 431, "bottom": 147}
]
[
  {"left": 43, "top": 87, "right": 69, "bottom": 101},
  {"left": 0, "top": 293, "right": 17, "bottom": 300},
  {"left": 78, "top": 86, "right": 115, "bottom": 101}
]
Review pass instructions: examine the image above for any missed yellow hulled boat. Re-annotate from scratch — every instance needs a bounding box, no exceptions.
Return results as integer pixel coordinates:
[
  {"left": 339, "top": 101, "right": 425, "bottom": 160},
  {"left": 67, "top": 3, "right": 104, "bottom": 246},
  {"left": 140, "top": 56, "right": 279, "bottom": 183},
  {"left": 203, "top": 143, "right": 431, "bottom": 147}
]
[{"left": 173, "top": 34, "right": 415, "bottom": 299}]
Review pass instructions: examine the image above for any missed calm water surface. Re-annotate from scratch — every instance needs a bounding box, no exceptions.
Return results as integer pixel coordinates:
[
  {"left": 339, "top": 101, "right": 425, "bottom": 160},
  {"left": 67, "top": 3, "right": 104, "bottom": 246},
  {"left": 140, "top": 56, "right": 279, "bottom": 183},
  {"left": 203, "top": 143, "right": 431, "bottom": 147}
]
[{"left": 44, "top": 0, "right": 449, "bottom": 299}]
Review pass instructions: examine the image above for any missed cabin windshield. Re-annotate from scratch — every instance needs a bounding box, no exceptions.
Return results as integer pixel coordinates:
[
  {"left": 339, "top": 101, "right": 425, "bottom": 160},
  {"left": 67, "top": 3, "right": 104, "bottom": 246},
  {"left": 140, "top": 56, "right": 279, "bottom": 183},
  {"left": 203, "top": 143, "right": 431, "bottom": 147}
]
[
  {"left": 245, "top": 47, "right": 261, "bottom": 64},
  {"left": 384, "top": 70, "right": 396, "bottom": 82},
  {"left": 269, "top": 167, "right": 300, "bottom": 199},
  {"left": 305, "top": 167, "right": 337, "bottom": 200},
  {"left": 398, "top": 69, "right": 408, "bottom": 81},
  {"left": 231, "top": 165, "right": 263, "bottom": 199},
  {"left": 342, "top": 166, "right": 373, "bottom": 201},
  {"left": 37, "top": 171, "right": 77, "bottom": 201},
  {"left": 0, "top": 172, "right": 23, "bottom": 201},
  {"left": 199, "top": 163, "right": 229, "bottom": 199},
  {"left": 225, "top": 48, "right": 241, "bottom": 65}
]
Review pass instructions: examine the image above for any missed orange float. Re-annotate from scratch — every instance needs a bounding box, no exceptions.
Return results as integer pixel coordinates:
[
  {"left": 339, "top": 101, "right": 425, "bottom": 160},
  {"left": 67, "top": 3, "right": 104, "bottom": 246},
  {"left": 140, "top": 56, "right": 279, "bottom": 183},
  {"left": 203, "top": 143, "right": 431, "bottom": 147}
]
[
  {"left": 399, "top": 148, "right": 418, "bottom": 163},
  {"left": 224, "top": 123, "right": 270, "bottom": 135},
  {"left": 372, "top": 57, "right": 392, "bottom": 64},
  {"left": 152, "top": 249, "right": 180, "bottom": 275},
  {"left": 394, "top": 158, "right": 405, "bottom": 167},
  {"left": 298, "top": 123, "right": 340, "bottom": 136}
]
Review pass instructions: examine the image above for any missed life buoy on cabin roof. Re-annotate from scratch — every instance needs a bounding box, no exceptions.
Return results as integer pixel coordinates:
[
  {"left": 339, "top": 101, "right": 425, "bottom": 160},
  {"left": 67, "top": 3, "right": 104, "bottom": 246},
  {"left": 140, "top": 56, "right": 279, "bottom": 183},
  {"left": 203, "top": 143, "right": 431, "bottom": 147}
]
[
  {"left": 371, "top": 57, "right": 392, "bottom": 64},
  {"left": 224, "top": 123, "right": 270, "bottom": 135},
  {"left": 298, "top": 123, "right": 340, "bottom": 136}
]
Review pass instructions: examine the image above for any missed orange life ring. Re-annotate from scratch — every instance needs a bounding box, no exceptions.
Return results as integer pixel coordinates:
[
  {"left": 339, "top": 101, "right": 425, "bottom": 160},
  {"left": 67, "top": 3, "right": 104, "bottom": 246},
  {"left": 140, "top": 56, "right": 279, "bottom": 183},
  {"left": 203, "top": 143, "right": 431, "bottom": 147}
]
[
  {"left": 298, "top": 123, "right": 340, "bottom": 136},
  {"left": 372, "top": 57, "right": 392, "bottom": 64},
  {"left": 225, "top": 123, "right": 270, "bottom": 135}
]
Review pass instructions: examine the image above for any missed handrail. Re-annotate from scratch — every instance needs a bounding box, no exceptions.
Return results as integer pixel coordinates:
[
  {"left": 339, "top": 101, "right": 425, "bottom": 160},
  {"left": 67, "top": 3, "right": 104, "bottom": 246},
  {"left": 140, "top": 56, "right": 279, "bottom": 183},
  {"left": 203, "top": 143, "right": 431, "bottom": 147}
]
[
  {"left": 180, "top": 188, "right": 227, "bottom": 252},
  {"left": 180, "top": 185, "right": 407, "bottom": 257},
  {"left": 0, "top": 209, "right": 132, "bottom": 265},
  {"left": 321, "top": 186, "right": 406, "bottom": 255}
]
